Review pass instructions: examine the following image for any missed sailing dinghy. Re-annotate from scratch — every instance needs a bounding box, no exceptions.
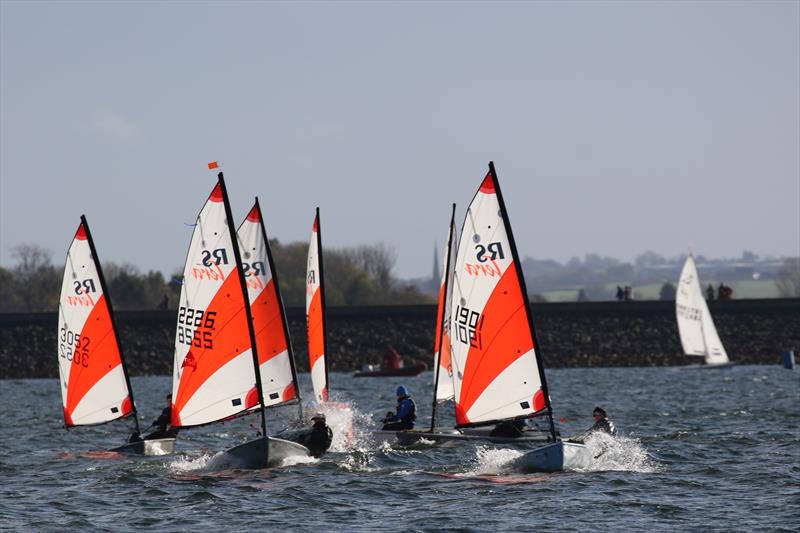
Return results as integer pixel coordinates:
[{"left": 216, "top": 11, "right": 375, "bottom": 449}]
[
  {"left": 58, "top": 216, "right": 174, "bottom": 455},
  {"left": 171, "top": 173, "right": 310, "bottom": 469},
  {"left": 676, "top": 255, "right": 733, "bottom": 368},
  {"left": 306, "top": 208, "right": 329, "bottom": 403},
  {"left": 389, "top": 163, "right": 591, "bottom": 471}
]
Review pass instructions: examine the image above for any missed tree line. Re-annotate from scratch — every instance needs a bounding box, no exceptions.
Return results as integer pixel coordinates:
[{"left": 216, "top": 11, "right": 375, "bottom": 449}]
[{"left": 0, "top": 241, "right": 431, "bottom": 313}]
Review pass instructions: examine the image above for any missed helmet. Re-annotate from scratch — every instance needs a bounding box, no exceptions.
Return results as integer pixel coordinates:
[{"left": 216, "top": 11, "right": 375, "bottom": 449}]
[
  {"left": 311, "top": 412, "right": 326, "bottom": 421},
  {"left": 396, "top": 385, "right": 409, "bottom": 397},
  {"left": 593, "top": 406, "right": 607, "bottom": 418}
]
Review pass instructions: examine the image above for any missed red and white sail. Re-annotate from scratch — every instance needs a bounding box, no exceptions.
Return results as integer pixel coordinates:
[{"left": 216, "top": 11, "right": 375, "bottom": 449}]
[
  {"left": 449, "top": 166, "right": 547, "bottom": 427},
  {"left": 237, "top": 200, "right": 299, "bottom": 408},
  {"left": 171, "top": 178, "right": 259, "bottom": 427},
  {"left": 676, "top": 255, "right": 729, "bottom": 365},
  {"left": 433, "top": 207, "right": 457, "bottom": 402},
  {"left": 57, "top": 217, "right": 132, "bottom": 426},
  {"left": 306, "top": 208, "right": 328, "bottom": 403}
]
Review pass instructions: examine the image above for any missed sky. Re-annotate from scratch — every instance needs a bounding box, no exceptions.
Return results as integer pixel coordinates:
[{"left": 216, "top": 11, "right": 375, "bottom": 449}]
[{"left": 1, "top": 0, "right": 798, "bottom": 280}]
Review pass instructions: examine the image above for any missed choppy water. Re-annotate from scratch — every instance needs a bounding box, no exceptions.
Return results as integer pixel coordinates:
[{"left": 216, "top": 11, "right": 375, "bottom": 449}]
[{"left": 1, "top": 366, "right": 798, "bottom": 531}]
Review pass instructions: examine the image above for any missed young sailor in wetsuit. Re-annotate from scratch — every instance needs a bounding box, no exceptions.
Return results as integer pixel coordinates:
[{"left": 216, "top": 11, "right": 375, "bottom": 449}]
[
  {"left": 569, "top": 406, "right": 616, "bottom": 443},
  {"left": 381, "top": 385, "right": 416, "bottom": 431},
  {"left": 288, "top": 413, "right": 333, "bottom": 458}
]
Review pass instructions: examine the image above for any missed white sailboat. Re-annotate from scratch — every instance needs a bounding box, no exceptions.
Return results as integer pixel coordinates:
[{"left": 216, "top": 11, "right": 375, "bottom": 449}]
[
  {"left": 306, "top": 208, "right": 329, "bottom": 403},
  {"left": 58, "top": 216, "right": 174, "bottom": 455},
  {"left": 676, "top": 255, "right": 732, "bottom": 368},
  {"left": 171, "top": 172, "right": 310, "bottom": 468}
]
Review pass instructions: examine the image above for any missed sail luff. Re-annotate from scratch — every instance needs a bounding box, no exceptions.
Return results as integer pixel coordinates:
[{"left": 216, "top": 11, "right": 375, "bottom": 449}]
[
  {"left": 430, "top": 203, "right": 457, "bottom": 432},
  {"left": 255, "top": 198, "right": 304, "bottom": 417},
  {"left": 217, "top": 173, "right": 268, "bottom": 441},
  {"left": 676, "top": 255, "right": 710, "bottom": 356},
  {"left": 487, "top": 162, "right": 557, "bottom": 441},
  {"left": 80, "top": 216, "right": 141, "bottom": 436}
]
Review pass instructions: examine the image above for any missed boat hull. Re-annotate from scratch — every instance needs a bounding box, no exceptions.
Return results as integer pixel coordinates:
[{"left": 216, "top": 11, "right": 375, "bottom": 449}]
[
  {"left": 109, "top": 438, "right": 175, "bottom": 456},
  {"left": 678, "top": 362, "right": 735, "bottom": 371},
  {"left": 353, "top": 363, "right": 427, "bottom": 378},
  {"left": 373, "top": 427, "right": 553, "bottom": 445},
  {"left": 514, "top": 441, "right": 592, "bottom": 473},
  {"left": 207, "top": 436, "right": 311, "bottom": 470}
]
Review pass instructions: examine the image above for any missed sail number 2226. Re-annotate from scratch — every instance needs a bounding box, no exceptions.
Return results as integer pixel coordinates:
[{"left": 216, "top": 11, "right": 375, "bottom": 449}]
[{"left": 177, "top": 306, "right": 216, "bottom": 349}]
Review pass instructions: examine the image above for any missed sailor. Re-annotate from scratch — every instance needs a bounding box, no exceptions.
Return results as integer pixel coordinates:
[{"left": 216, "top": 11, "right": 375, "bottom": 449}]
[
  {"left": 489, "top": 419, "right": 527, "bottom": 438},
  {"left": 145, "top": 393, "right": 178, "bottom": 440},
  {"left": 288, "top": 413, "right": 333, "bottom": 458},
  {"left": 381, "top": 385, "right": 416, "bottom": 431},
  {"left": 569, "top": 406, "right": 616, "bottom": 443}
]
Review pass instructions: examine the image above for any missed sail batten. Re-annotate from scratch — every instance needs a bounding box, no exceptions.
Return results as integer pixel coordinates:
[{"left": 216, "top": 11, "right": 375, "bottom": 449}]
[
  {"left": 449, "top": 164, "right": 552, "bottom": 430},
  {"left": 306, "top": 208, "right": 328, "bottom": 402}
]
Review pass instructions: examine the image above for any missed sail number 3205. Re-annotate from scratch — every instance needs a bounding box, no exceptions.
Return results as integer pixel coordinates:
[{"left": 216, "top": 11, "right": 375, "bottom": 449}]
[{"left": 177, "top": 306, "right": 216, "bottom": 348}]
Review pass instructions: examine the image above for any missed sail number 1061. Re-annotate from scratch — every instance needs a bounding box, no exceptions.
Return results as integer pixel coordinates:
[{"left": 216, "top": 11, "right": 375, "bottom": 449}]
[{"left": 177, "top": 306, "right": 216, "bottom": 348}]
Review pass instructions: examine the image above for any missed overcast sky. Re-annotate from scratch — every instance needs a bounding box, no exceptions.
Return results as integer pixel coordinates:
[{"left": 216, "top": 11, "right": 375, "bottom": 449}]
[{"left": 1, "top": 0, "right": 798, "bottom": 279}]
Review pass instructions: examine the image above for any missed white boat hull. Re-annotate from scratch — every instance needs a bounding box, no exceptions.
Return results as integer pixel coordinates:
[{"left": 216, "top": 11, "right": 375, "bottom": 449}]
[
  {"left": 514, "top": 441, "right": 593, "bottom": 473},
  {"left": 110, "top": 437, "right": 175, "bottom": 456},
  {"left": 207, "top": 436, "right": 311, "bottom": 470}
]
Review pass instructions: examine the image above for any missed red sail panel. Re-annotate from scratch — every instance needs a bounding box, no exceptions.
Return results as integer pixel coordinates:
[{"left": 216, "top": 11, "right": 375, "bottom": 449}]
[
  {"left": 172, "top": 268, "right": 251, "bottom": 425},
  {"left": 64, "top": 294, "right": 129, "bottom": 423},
  {"left": 250, "top": 278, "right": 288, "bottom": 365},
  {"left": 307, "top": 287, "right": 325, "bottom": 371},
  {"left": 455, "top": 267, "right": 537, "bottom": 424}
]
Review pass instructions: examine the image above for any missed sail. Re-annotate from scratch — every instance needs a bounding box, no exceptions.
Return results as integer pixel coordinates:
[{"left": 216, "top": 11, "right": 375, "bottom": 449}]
[
  {"left": 306, "top": 208, "right": 328, "bottom": 402},
  {"left": 171, "top": 178, "right": 260, "bottom": 427},
  {"left": 57, "top": 217, "right": 133, "bottom": 426},
  {"left": 238, "top": 200, "right": 300, "bottom": 408},
  {"left": 433, "top": 206, "right": 456, "bottom": 402},
  {"left": 676, "top": 256, "right": 729, "bottom": 364},
  {"left": 449, "top": 165, "right": 548, "bottom": 427}
]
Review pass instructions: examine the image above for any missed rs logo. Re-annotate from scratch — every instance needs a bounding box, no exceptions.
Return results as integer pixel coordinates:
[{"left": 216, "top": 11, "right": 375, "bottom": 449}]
[
  {"left": 475, "top": 242, "right": 505, "bottom": 263},
  {"left": 73, "top": 279, "right": 97, "bottom": 295},
  {"left": 201, "top": 248, "right": 229, "bottom": 267},
  {"left": 242, "top": 261, "right": 266, "bottom": 277}
]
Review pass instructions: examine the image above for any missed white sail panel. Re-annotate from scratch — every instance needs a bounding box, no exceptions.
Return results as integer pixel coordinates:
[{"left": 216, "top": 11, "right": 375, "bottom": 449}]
[
  {"left": 676, "top": 256, "right": 710, "bottom": 356},
  {"left": 306, "top": 211, "right": 328, "bottom": 402},
  {"left": 171, "top": 181, "right": 258, "bottom": 427},
  {"left": 676, "top": 255, "right": 729, "bottom": 365},
  {"left": 449, "top": 172, "right": 545, "bottom": 426},
  {"left": 238, "top": 203, "right": 298, "bottom": 407},
  {"left": 433, "top": 212, "right": 456, "bottom": 402},
  {"left": 58, "top": 220, "right": 131, "bottom": 426}
]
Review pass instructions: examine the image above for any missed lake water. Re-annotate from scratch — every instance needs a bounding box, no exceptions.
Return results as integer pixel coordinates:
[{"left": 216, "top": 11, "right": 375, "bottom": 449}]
[{"left": 1, "top": 366, "right": 798, "bottom": 531}]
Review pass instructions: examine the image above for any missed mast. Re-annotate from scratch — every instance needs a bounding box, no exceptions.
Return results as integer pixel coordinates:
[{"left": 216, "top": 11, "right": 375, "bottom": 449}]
[
  {"left": 430, "top": 203, "right": 456, "bottom": 432},
  {"left": 487, "top": 161, "right": 557, "bottom": 442},
  {"left": 80, "top": 215, "right": 141, "bottom": 437},
  {"left": 218, "top": 173, "right": 268, "bottom": 444},
  {"left": 316, "top": 207, "right": 330, "bottom": 398},
  {"left": 254, "top": 197, "right": 304, "bottom": 420}
]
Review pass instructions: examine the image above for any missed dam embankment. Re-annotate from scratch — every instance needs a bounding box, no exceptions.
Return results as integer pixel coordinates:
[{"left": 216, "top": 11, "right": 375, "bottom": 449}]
[{"left": 1, "top": 299, "right": 797, "bottom": 379}]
